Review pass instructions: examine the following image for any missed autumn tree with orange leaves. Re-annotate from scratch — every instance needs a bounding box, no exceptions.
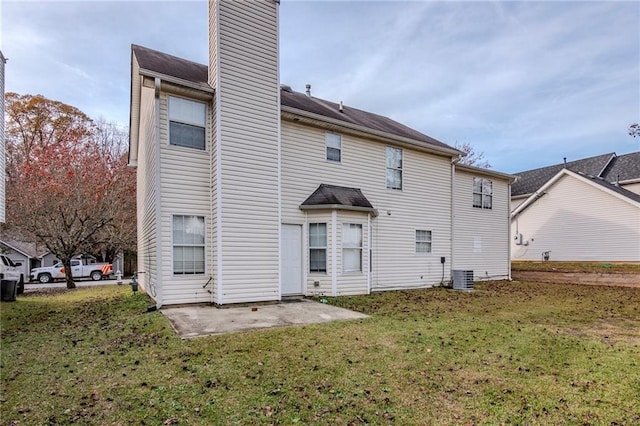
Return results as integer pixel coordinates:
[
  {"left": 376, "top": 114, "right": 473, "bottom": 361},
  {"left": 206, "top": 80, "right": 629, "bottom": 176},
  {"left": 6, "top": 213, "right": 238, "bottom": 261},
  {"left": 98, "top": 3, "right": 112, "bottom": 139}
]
[{"left": 4, "top": 93, "right": 136, "bottom": 289}]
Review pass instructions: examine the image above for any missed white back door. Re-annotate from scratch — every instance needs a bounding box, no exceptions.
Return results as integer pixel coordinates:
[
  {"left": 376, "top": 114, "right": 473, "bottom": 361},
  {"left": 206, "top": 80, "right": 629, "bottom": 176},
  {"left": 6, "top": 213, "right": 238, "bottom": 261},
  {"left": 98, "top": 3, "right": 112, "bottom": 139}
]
[{"left": 281, "top": 224, "right": 303, "bottom": 295}]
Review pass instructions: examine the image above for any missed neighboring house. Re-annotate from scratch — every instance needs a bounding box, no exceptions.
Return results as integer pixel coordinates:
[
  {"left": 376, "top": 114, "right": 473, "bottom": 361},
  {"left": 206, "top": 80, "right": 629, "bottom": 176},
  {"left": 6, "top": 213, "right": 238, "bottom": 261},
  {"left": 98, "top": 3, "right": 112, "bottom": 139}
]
[
  {"left": 0, "top": 239, "right": 50, "bottom": 282},
  {"left": 129, "top": 0, "right": 515, "bottom": 307},
  {"left": 511, "top": 153, "right": 640, "bottom": 262},
  {"left": 511, "top": 152, "right": 640, "bottom": 210},
  {"left": 1, "top": 50, "right": 6, "bottom": 223}
]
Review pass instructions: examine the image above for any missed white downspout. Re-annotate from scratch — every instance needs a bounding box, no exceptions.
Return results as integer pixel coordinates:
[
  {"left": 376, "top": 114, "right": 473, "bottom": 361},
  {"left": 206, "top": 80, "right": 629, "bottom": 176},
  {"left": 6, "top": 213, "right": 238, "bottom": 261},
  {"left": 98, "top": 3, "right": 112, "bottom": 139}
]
[
  {"left": 153, "top": 77, "right": 163, "bottom": 308},
  {"left": 331, "top": 210, "right": 337, "bottom": 296},
  {"left": 508, "top": 182, "right": 512, "bottom": 281}
]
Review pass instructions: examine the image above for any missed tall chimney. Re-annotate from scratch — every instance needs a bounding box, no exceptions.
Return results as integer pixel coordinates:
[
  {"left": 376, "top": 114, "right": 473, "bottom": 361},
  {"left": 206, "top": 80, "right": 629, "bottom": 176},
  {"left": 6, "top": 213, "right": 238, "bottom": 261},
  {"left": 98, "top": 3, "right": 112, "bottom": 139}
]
[
  {"left": 208, "top": 0, "right": 281, "bottom": 304},
  {"left": 305, "top": 84, "right": 311, "bottom": 97}
]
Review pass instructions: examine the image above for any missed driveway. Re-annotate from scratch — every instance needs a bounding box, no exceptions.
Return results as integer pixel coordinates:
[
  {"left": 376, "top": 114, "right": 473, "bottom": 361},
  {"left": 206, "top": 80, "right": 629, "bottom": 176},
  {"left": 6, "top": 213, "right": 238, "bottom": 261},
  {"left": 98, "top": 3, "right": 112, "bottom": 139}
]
[{"left": 163, "top": 299, "right": 369, "bottom": 338}]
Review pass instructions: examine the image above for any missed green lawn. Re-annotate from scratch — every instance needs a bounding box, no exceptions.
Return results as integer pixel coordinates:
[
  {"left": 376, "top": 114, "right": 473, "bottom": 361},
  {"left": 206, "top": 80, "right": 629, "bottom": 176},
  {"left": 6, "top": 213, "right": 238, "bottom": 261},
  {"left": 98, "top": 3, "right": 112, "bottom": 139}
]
[{"left": 2, "top": 282, "right": 639, "bottom": 425}]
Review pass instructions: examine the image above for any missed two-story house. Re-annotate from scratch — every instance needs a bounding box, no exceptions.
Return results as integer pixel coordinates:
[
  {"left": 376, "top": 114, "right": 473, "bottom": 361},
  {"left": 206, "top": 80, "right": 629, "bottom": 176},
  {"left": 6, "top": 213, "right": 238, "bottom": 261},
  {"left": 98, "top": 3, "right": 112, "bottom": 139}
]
[{"left": 129, "top": 0, "right": 515, "bottom": 307}]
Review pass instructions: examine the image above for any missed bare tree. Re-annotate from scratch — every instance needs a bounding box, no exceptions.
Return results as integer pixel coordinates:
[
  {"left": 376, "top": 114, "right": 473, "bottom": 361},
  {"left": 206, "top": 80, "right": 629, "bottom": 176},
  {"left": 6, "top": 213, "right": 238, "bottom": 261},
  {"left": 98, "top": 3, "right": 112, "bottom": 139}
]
[
  {"left": 454, "top": 141, "right": 491, "bottom": 169},
  {"left": 629, "top": 123, "right": 640, "bottom": 138}
]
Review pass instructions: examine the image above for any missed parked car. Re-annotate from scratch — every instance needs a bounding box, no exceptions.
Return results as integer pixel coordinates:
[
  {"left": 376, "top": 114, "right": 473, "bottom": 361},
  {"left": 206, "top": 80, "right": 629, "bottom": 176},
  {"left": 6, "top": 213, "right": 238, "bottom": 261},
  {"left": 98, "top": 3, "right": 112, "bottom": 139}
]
[
  {"left": 0, "top": 254, "right": 25, "bottom": 294},
  {"left": 30, "top": 258, "right": 113, "bottom": 283}
]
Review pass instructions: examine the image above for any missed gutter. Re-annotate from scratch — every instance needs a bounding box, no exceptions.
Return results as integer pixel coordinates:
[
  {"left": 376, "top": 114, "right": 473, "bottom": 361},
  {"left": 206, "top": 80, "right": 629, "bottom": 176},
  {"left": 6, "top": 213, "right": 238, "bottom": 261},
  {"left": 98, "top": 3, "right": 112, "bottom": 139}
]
[
  {"left": 300, "top": 204, "right": 379, "bottom": 217},
  {"left": 139, "top": 68, "right": 214, "bottom": 94}
]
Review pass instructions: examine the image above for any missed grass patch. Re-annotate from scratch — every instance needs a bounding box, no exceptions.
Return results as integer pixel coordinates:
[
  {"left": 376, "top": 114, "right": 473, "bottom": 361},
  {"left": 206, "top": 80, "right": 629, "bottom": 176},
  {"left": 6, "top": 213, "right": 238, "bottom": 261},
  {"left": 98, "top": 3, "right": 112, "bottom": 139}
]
[
  {"left": 2, "top": 283, "right": 640, "bottom": 424},
  {"left": 512, "top": 261, "right": 640, "bottom": 273}
]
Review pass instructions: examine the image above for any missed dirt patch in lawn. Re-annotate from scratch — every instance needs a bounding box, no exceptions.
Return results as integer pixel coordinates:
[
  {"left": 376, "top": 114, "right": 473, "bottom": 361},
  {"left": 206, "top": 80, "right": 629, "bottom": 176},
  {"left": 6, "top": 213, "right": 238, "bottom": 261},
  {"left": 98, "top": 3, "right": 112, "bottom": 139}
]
[{"left": 512, "top": 270, "right": 640, "bottom": 288}]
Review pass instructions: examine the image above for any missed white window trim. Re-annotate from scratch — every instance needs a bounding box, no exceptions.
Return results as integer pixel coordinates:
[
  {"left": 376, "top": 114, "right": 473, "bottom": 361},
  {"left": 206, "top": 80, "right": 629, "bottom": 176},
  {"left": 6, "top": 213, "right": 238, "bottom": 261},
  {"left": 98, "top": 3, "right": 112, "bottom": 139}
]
[
  {"left": 172, "top": 214, "right": 206, "bottom": 276},
  {"left": 416, "top": 230, "right": 432, "bottom": 254},
  {"left": 168, "top": 95, "right": 207, "bottom": 151},
  {"left": 309, "top": 222, "right": 328, "bottom": 274},
  {"left": 326, "top": 133, "right": 342, "bottom": 163},
  {"left": 473, "top": 177, "right": 493, "bottom": 209},
  {"left": 386, "top": 146, "right": 403, "bottom": 190},
  {"left": 342, "top": 223, "right": 363, "bottom": 273}
]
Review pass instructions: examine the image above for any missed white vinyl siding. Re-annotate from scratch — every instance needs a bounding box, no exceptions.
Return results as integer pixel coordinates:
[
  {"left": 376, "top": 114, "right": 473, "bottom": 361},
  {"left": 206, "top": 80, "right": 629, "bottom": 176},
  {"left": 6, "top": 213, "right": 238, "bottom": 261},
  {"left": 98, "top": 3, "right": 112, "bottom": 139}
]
[
  {"left": 416, "top": 230, "right": 432, "bottom": 253},
  {"left": 326, "top": 133, "right": 341, "bottom": 162},
  {"left": 511, "top": 173, "right": 640, "bottom": 262},
  {"left": 281, "top": 121, "right": 453, "bottom": 291},
  {"left": 454, "top": 169, "right": 510, "bottom": 280},
  {"left": 386, "top": 147, "right": 403, "bottom": 190},
  {"left": 136, "top": 72, "right": 160, "bottom": 303},
  {"left": 211, "top": 0, "right": 280, "bottom": 303},
  {"left": 159, "top": 93, "right": 212, "bottom": 305},
  {"left": 168, "top": 96, "right": 206, "bottom": 150}
]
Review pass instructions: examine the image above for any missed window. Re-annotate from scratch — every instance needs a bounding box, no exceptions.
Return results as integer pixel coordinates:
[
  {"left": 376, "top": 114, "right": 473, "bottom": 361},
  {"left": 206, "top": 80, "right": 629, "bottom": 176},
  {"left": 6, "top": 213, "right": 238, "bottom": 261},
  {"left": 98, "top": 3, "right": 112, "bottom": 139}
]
[
  {"left": 169, "top": 96, "right": 206, "bottom": 150},
  {"left": 309, "top": 223, "right": 327, "bottom": 273},
  {"left": 343, "top": 223, "right": 362, "bottom": 272},
  {"left": 386, "top": 147, "right": 403, "bottom": 190},
  {"left": 473, "top": 177, "right": 493, "bottom": 209},
  {"left": 416, "top": 230, "right": 432, "bottom": 253},
  {"left": 326, "top": 133, "right": 341, "bottom": 162},
  {"left": 173, "top": 215, "right": 205, "bottom": 274}
]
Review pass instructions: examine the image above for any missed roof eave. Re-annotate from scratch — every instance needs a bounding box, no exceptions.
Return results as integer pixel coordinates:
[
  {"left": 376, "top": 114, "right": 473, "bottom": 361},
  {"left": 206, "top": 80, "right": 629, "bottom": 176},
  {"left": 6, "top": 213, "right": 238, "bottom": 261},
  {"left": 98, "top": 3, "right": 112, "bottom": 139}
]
[
  {"left": 300, "top": 204, "right": 379, "bottom": 217},
  {"left": 138, "top": 68, "right": 213, "bottom": 94},
  {"left": 455, "top": 163, "right": 517, "bottom": 181},
  {"left": 282, "top": 106, "right": 462, "bottom": 158}
]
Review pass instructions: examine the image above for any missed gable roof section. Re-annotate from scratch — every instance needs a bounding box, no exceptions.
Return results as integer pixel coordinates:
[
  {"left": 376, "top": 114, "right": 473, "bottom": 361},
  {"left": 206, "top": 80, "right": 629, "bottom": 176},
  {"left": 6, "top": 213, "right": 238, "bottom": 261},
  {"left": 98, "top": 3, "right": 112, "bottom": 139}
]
[
  {"left": 512, "top": 168, "right": 640, "bottom": 218},
  {"left": 512, "top": 151, "right": 640, "bottom": 197},
  {"left": 130, "top": 44, "right": 460, "bottom": 156},
  {"left": 132, "top": 44, "right": 209, "bottom": 88},
  {"left": 301, "top": 184, "right": 377, "bottom": 215},
  {"left": 511, "top": 153, "right": 615, "bottom": 197},
  {"left": 602, "top": 152, "right": 640, "bottom": 183}
]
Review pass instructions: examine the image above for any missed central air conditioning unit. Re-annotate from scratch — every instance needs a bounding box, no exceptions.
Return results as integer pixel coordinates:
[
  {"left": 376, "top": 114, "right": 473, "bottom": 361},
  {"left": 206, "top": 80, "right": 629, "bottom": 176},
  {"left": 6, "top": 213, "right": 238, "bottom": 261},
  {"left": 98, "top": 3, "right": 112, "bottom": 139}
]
[{"left": 452, "top": 270, "right": 474, "bottom": 290}]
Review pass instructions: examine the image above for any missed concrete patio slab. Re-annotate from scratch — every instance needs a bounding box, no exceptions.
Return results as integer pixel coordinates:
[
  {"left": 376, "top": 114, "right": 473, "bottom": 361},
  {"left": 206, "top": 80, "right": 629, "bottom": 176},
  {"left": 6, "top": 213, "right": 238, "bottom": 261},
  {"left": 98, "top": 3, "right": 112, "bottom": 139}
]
[{"left": 162, "top": 299, "right": 369, "bottom": 338}]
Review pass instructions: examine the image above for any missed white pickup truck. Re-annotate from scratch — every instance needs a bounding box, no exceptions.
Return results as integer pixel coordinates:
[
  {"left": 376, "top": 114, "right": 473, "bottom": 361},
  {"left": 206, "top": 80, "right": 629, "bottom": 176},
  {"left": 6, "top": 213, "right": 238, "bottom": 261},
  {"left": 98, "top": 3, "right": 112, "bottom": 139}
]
[
  {"left": 1, "top": 254, "right": 25, "bottom": 294},
  {"left": 30, "top": 258, "right": 113, "bottom": 283}
]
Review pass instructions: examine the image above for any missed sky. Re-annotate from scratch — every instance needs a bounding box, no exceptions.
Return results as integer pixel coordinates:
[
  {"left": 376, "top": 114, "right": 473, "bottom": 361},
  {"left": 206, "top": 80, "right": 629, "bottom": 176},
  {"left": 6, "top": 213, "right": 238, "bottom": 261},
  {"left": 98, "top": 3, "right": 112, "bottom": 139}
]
[{"left": 1, "top": 0, "right": 639, "bottom": 173}]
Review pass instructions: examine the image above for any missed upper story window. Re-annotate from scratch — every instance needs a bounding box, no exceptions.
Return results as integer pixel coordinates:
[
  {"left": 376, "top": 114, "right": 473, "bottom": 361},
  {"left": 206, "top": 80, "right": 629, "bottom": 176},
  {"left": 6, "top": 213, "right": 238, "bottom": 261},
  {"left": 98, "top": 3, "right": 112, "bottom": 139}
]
[
  {"left": 416, "top": 230, "right": 432, "bottom": 253},
  {"left": 386, "top": 147, "right": 403, "bottom": 190},
  {"left": 173, "top": 215, "right": 205, "bottom": 275},
  {"left": 169, "top": 96, "right": 206, "bottom": 150},
  {"left": 343, "top": 223, "right": 363, "bottom": 272},
  {"left": 326, "top": 133, "right": 342, "bottom": 162},
  {"left": 309, "top": 223, "right": 327, "bottom": 273},
  {"left": 473, "top": 177, "right": 493, "bottom": 209}
]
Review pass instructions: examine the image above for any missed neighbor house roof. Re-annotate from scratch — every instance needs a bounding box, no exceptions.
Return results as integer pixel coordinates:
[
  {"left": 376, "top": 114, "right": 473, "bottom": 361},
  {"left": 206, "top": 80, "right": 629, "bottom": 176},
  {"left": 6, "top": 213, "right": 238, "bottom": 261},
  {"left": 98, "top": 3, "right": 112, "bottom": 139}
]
[
  {"left": 602, "top": 152, "right": 640, "bottom": 183},
  {"left": 511, "top": 153, "right": 615, "bottom": 197},
  {"left": 300, "top": 184, "right": 377, "bottom": 215},
  {"left": 512, "top": 168, "right": 640, "bottom": 218},
  {"left": 512, "top": 151, "right": 640, "bottom": 197},
  {"left": 131, "top": 44, "right": 460, "bottom": 156},
  {"left": 0, "top": 239, "right": 48, "bottom": 258}
]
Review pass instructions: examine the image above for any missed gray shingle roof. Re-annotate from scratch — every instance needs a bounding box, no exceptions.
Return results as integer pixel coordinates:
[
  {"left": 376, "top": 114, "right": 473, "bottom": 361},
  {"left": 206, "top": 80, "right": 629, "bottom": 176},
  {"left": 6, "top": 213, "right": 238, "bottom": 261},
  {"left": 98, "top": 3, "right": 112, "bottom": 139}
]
[
  {"left": 602, "top": 152, "right": 640, "bottom": 183},
  {"left": 131, "top": 45, "right": 457, "bottom": 153},
  {"left": 132, "top": 44, "right": 208, "bottom": 85},
  {"left": 511, "top": 153, "right": 615, "bottom": 196},
  {"left": 301, "top": 184, "right": 374, "bottom": 211},
  {"left": 512, "top": 152, "right": 640, "bottom": 197},
  {"left": 576, "top": 172, "right": 640, "bottom": 204},
  {"left": 280, "top": 87, "right": 454, "bottom": 150}
]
